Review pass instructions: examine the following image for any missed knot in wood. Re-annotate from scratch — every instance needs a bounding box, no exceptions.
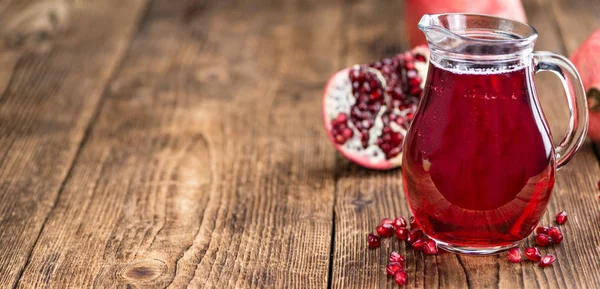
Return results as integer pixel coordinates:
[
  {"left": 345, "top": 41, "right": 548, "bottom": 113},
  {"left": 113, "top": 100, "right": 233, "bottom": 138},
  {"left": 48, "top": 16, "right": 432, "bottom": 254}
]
[{"left": 118, "top": 258, "right": 167, "bottom": 284}]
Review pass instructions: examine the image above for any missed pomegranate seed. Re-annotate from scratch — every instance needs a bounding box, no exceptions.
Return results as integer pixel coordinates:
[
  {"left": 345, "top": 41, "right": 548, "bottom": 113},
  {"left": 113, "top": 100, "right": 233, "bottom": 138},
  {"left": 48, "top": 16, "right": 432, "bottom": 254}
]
[
  {"left": 409, "top": 216, "right": 419, "bottom": 229},
  {"left": 381, "top": 218, "right": 394, "bottom": 226},
  {"left": 396, "top": 227, "right": 409, "bottom": 240},
  {"left": 409, "top": 86, "right": 421, "bottom": 95},
  {"left": 556, "top": 211, "right": 567, "bottom": 225},
  {"left": 367, "top": 234, "right": 381, "bottom": 248},
  {"left": 342, "top": 128, "right": 353, "bottom": 139},
  {"left": 507, "top": 247, "right": 522, "bottom": 263},
  {"left": 539, "top": 254, "right": 556, "bottom": 267},
  {"left": 535, "top": 226, "right": 549, "bottom": 235},
  {"left": 423, "top": 239, "right": 438, "bottom": 255},
  {"left": 376, "top": 224, "right": 394, "bottom": 238},
  {"left": 386, "top": 262, "right": 404, "bottom": 276},
  {"left": 524, "top": 247, "right": 542, "bottom": 262},
  {"left": 393, "top": 217, "right": 407, "bottom": 228},
  {"left": 411, "top": 238, "right": 425, "bottom": 251},
  {"left": 394, "top": 271, "right": 407, "bottom": 286},
  {"left": 407, "top": 229, "right": 423, "bottom": 245},
  {"left": 389, "top": 251, "right": 405, "bottom": 263},
  {"left": 547, "top": 227, "right": 563, "bottom": 244},
  {"left": 536, "top": 233, "right": 553, "bottom": 247}
]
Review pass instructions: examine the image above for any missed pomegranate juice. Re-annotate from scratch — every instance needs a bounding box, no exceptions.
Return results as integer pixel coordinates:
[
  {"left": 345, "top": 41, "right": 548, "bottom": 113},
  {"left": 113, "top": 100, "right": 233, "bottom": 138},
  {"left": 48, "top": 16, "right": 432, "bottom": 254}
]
[{"left": 402, "top": 62, "right": 555, "bottom": 248}]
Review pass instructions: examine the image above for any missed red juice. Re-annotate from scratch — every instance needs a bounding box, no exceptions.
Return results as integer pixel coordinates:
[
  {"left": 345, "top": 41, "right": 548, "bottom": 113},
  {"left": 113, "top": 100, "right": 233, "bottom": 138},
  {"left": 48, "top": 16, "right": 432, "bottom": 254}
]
[{"left": 402, "top": 62, "right": 555, "bottom": 248}]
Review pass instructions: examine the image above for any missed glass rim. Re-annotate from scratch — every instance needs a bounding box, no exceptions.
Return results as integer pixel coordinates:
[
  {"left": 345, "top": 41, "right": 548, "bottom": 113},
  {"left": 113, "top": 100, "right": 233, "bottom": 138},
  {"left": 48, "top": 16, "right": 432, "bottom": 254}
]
[{"left": 418, "top": 13, "right": 539, "bottom": 46}]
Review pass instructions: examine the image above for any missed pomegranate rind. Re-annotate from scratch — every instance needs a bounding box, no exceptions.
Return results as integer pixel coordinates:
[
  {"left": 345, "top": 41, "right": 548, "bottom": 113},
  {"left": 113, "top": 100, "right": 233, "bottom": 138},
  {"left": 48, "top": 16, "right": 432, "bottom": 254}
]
[{"left": 570, "top": 28, "right": 600, "bottom": 142}]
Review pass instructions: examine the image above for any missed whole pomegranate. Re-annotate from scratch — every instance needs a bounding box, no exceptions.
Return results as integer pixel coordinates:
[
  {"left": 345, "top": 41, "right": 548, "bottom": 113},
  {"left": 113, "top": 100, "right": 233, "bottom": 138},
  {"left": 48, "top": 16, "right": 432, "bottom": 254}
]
[
  {"left": 571, "top": 28, "right": 600, "bottom": 143},
  {"left": 322, "top": 46, "right": 429, "bottom": 169},
  {"left": 405, "top": 0, "right": 527, "bottom": 46}
]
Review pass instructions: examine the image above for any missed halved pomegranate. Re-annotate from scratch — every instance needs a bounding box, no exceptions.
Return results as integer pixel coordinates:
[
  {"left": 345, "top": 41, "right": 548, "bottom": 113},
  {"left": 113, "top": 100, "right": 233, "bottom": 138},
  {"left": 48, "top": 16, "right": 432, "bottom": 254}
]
[{"left": 322, "top": 46, "right": 429, "bottom": 169}]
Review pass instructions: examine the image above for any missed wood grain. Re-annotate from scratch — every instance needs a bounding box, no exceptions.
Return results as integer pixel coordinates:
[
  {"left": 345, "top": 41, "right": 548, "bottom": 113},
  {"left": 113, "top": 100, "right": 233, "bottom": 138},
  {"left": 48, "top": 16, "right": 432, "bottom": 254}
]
[
  {"left": 330, "top": 0, "right": 600, "bottom": 288},
  {"left": 14, "top": 0, "right": 339, "bottom": 287},
  {"left": 0, "top": 0, "right": 147, "bottom": 288}
]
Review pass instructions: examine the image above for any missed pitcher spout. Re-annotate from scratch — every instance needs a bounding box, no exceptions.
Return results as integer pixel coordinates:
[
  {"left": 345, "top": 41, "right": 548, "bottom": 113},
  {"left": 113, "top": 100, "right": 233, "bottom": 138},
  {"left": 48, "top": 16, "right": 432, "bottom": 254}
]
[
  {"left": 416, "top": 13, "right": 538, "bottom": 72},
  {"left": 418, "top": 14, "right": 459, "bottom": 47}
]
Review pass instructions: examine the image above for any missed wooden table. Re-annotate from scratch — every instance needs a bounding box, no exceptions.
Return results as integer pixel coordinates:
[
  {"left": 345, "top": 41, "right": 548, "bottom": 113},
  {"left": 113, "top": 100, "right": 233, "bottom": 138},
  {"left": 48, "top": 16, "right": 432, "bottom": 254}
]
[{"left": 1, "top": 0, "right": 599, "bottom": 288}]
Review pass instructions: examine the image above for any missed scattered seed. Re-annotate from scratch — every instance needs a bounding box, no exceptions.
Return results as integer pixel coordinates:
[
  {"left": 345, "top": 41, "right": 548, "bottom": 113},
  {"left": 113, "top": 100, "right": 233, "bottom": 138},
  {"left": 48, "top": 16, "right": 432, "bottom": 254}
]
[
  {"left": 389, "top": 251, "right": 405, "bottom": 263},
  {"left": 424, "top": 239, "right": 438, "bottom": 255},
  {"left": 507, "top": 247, "right": 522, "bottom": 263},
  {"left": 539, "top": 254, "right": 556, "bottom": 267},
  {"left": 556, "top": 211, "right": 567, "bottom": 225},
  {"left": 376, "top": 224, "right": 395, "bottom": 238},
  {"left": 394, "top": 271, "right": 407, "bottom": 285},
  {"left": 407, "top": 229, "right": 423, "bottom": 245},
  {"left": 548, "top": 226, "right": 563, "bottom": 244},
  {"left": 396, "top": 228, "right": 409, "bottom": 241},
  {"left": 368, "top": 234, "right": 381, "bottom": 248},
  {"left": 524, "top": 247, "right": 542, "bottom": 262},
  {"left": 386, "top": 262, "right": 404, "bottom": 276},
  {"left": 411, "top": 238, "right": 425, "bottom": 251},
  {"left": 393, "top": 217, "right": 407, "bottom": 229},
  {"left": 536, "top": 233, "right": 553, "bottom": 247},
  {"left": 409, "top": 216, "right": 420, "bottom": 229}
]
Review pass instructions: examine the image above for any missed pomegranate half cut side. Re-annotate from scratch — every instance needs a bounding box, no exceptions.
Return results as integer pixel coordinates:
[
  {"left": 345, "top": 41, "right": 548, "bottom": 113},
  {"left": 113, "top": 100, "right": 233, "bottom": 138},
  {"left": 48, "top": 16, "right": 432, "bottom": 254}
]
[{"left": 322, "top": 46, "right": 429, "bottom": 170}]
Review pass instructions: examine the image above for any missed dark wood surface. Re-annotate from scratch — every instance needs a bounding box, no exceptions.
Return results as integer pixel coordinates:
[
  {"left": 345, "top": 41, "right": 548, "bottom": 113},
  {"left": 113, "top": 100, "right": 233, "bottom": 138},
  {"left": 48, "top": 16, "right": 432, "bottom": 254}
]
[{"left": 0, "top": 0, "right": 599, "bottom": 288}]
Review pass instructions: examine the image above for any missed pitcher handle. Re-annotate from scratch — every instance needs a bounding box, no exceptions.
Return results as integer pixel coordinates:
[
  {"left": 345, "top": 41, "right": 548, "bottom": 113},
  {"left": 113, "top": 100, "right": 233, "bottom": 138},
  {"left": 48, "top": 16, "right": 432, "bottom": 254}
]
[{"left": 533, "top": 51, "right": 589, "bottom": 170}]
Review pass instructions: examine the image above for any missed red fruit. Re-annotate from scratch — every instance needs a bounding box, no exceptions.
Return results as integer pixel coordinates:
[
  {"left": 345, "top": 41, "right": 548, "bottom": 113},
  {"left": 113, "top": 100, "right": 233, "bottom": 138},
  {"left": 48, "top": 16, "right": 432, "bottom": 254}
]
[
  {"left": 368, "top": 233, "right": 381, "bottom": 248},
  {"left": 411, "top": 238, "right": 425, "bottom": 251},
  {"left": 396, "top": 227, "right": 409, "bottom": 240},
  {"left": 571, "top": 29, "right": 600, "bottom": 143},
  {"left": 405, "top": 0, "right": 527, "bottom": 47},
  {"left": 524, "top": 247, "right": 542, "bottom": 262},
  {"left": 535, "top": 226, "right": 549, "bottom": 235},
  {"left": 394, "top": 271, "right": 408, "bottom": 286},
  {"left": 548, "top": 227, "right": 563, "bottom": 244},
  {"left": 423, "top": 239, "right": 438, "bottom": 255},
  {"left": 386, "top": 262, "right": 404, "bottom": 276},
  {"left": 393, "top": 217, "right": 407, "bottom": 228},
  {"left": 539, "top": 254, "right": 556, "bottom": 267},
  {"left": 536, "top": 233, "right": 553, "bottom": 247},
  {"left": 381, "top": 218, "right": 394, "bottom": 226},
  {"left": 409, "top": 216, "right": 420, "bottom": 229},
  {"left": 507, "top": 247, "right": 522, "bottom": 263},
  {"left": 389, "top": 251, "right": 405, "bottom": 263},
  {"left": 407, "top": 229, "right": 424, "bottom": 245},
  {"left": 556, "top": 211, "right": 568, "bottom": 225},
  {"left": 376, "top": 224, "right": 395, "bottom": 238},
  {"left": 322, "top": 47, "right": 430, "bottom": 169}
]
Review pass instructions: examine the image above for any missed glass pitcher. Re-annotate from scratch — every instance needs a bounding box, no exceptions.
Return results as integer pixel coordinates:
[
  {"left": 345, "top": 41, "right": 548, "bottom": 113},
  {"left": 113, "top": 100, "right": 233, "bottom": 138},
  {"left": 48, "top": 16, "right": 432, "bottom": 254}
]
[{"left": 402, "top": 13, "right": 588, "bottom": 254}]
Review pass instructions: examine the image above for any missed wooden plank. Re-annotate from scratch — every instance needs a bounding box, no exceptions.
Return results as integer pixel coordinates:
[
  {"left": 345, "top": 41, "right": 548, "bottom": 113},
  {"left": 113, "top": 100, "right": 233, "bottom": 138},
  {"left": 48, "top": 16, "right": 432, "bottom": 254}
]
[
  {"left": 14, "top": 0, "right": 340, "bottom": 287},
  {"left": 331, "top": 0, "right": 600, "bottom": 288},
  {"left": 331, "top": 1, "right": 420, "bottom": 289},
  {"left": 0, "top": 0, "right": 147, "bottom": 288}
]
